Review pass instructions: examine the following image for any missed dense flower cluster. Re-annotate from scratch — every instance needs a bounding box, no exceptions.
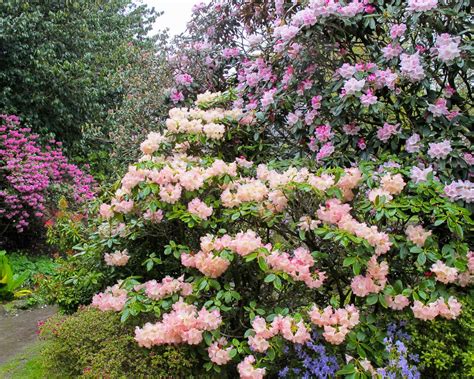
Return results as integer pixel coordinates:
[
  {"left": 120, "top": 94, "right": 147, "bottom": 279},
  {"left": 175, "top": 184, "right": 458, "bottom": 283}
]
[
  {"left": 134, "top": 299, "right": 222, "bottom": 347},
  {"left": 91, "top": 283, "right": 127, "bottom": 312},
  {"left": 0, "top": 115, "right": 95, "bottom": 232},
  {"left": 139, "top": 276, "right": 193, "bottom": 301},
  {"left": 308, "top": 304, "right": 360, "bottom": 345},
  {"left": 248, "top": 315, "right": 311, "bottom": 353},
  {"left": 87, "top": 84, "right": 472, "bottom": 377}
]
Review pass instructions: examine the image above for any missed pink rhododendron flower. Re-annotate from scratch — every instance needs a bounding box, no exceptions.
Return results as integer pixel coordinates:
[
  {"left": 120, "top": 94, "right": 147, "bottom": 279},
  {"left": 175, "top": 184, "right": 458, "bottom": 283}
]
[
  {"left": 92, "top": 283, "right": 127, "bottom": 312},
  {"left": 266, "top": 247, "right": 326, "bottom": 289},
  {"left": 360, "top": 90, "right": 378, "bottom": 106},
  {"left": 411, "top": 300, "right": 439, "bottom": 321},
  {"left": 342, "top": 123, "right": 360, "bottom": 135},
  {"left": 405, "top": 225, "right": 432, "bottom": 247},
  {"left": 405, "top": 133, "right": 421, "bottom": 153},
  {"left": 261, "top": 89, "right": 276, "bottom": 107},
  {"left": 434, "top": 34, "right": 461, "bottom": 63},
  {"left": 343, "top": 78, "right": 365, "bottom": 95},
  {"left": 170, "top": 89, "right": 185, "bottom": 103},
  {"left": 314, "top": 124, "right": 333, "bottom": 142},
  {"left": 407, "top": 0, "right": 438, "bottom": 12},
  {"left": 428, "top": 98, "right": 449, "bottom": 117},
  {"left": 400, "top": 52, "right": 425, "bottom": 82},
  {"left": 410, "top": 166, "right": 433, "bottom": 184},
  {"left": 237, "top": 355, "right": 266, "bottom": 379},
  {"left": 135, "top": 299, "right": 222, "bottom": 347},
  {"left": 443, "top": 180, "right": 474, "bottom": 203},
  {"left": 390, "top": 23, "right": 406, "bottom": 39},
  {"left": 386, "top": 295, "right": 410, "bottom": 310},
  {"left": 99, "top": 204, "right": 114, "bottom": 219},
  {"left": 427, "top": 140, "right": 452, "bottom": 159},
  {"left": 308, "top": 304, "right": 359, "bottom": 345},
  {"left": 382, "top": 43, "right": 403, "bottom": 60},
  {"left": 316, "top": 142, "right": 335, "bottom": 161},
  {"left": 142, "top": 276, "right": 193, "bottom": 300},
  {"left": 104, "top": 249, "right": 130, "bottom": 266},
  {"left": 143, "top": 209, "right": 164, "bottom": 223},
  {"left": 431, "top": 261, "right": 458, "bottom": 284},
  {"left": 188, "top": 198, "right": 213, "bottom": 220},
  {"left": 376, "top": 122, "right": 400, "bottom": 142},
  {"left": 208, "top": 338, "right": 232, "bottom": 365},
  {"left": 380, "top": 173, "right": 405, "bottom": 195}
]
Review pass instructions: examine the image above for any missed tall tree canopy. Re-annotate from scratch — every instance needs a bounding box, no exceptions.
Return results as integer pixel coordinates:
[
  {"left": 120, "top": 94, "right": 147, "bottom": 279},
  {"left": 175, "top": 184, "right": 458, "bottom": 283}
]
[{"left": 0, "top": 0, "right": 157, "bottom": 150}]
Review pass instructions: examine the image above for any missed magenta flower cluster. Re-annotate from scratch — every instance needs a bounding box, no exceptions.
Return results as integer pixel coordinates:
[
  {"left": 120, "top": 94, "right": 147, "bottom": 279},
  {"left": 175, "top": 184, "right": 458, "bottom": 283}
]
[{"left": 0, "top": 115, "right": 95, "bottom": 232}]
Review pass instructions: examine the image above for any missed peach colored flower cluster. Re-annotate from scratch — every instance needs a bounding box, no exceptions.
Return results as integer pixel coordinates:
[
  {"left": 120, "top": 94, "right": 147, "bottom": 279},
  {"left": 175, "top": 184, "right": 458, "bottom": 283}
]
[
  {"left": 181, "top": 251, "right": 230, "bottom": 278},
  {"left": 405, "top": 224, "right": 432, "bottom": 247},
  {"left": 208, "top": 338, "right": 233, "bottom": 365},
  {"left": 187, "top": 198, "right": 213, "bottom": 219},
  {"left": 317, "top": 199, "right": 392, "bottom": 255},
  {"left": 308, "top": 304, "right": 360, "bottom": 345},
  {"left": 91, "top": 283, "right": 127, "bottom": 312},
  {"left": 104, "top": 249, "right": 130, "bottom": 266},
  {"left": 111, "top": 198, "right": 134, "bottom": 214},
  {"left": 140, "top": 131, "right": 167, "bottom": 155},
  {"left": 386, "top": 294, "right": 410, "bottom": 310},
  {"left": 143, "top": 209, "right": 163, "bottom": 223},
  {"left": 430, "top": 261, "right": 458, "bottom": 284},
  {"left": 248, "top": 315, "right": 311, "bottom": 353},
  {"left": 368, "top": 173, "right": 405, "bottom": 203},
  {"left": 134, "top": 299, "right": 222, "bottom": 348},
  {"left": 221, "top": 179, "right": 269, "bottom": 208},
  {"left": 99, "top": 203, "right": 114, "bottom": 219},
  {"left": 237, "top": 355, "right": 266, "bottom": 379},
  {"left": 265, "top": 247, "right": 326, "bottom": 288},
  {"left": 140, "top": 276, "right": 193, "bottom": 300},
  {"left": 351, "top": 256, "right": 389, "bottom": 297},
  {"left": 411, "top": 297, "right": 462, "bottom": 321},
  {"left": 165, "top": 106, "right": 242, "bottom": 140}
]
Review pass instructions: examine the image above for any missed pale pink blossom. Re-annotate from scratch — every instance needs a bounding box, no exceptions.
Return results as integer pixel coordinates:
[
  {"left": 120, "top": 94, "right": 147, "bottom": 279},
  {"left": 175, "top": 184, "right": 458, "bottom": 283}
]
[
  {"left": 406, "top": 225, "right": 432, "bottom": 247},
  {"left": 431, "top": 261, "right": 458, "bottom": 284},
  {"left": 427, "top": 140, "right": 452, "bottom": 159},
  {"left": 407, "top": 0, "right": 438, "bottom": 12},
  {"left": 386, "top": 295, "right": 410, "bottom": 310},
  {"left": 188, "top": 198, "right": 213, "bottom": 220},
  {"left": 104, "top": 249, "right": 130, "bottom": 266},
  {"left": 237, "top": 355, "right": 266, "bottom": 379}
]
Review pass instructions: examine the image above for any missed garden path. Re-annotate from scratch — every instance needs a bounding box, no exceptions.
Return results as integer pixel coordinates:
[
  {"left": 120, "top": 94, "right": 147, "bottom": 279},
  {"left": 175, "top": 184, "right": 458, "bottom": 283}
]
[{"left": 0, "top": 305, "right": 57, "bottom": 364}]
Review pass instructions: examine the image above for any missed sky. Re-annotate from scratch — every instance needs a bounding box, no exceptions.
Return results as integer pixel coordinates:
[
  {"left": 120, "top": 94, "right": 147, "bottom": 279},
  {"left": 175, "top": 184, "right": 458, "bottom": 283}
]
[{"left": 140, "top": 0, "right": 205, "bottom": 37}]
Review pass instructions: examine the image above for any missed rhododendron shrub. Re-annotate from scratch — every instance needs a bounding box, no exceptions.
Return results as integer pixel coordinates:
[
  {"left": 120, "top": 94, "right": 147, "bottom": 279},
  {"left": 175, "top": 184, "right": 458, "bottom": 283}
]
[
  {"left": 173, "top": 0, "right": 473, "bottom": 188},
  {"left": 0, "top": 115, "right": 95, "bottom": 236},
  {"left": 81, "top": 94, "right": 472, "bottom": 377}
]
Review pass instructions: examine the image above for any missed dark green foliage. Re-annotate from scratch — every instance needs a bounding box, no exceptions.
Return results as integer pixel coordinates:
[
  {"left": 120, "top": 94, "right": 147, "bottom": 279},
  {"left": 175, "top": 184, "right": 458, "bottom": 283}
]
[
  {"left": 40, "top": 307, "right": 202, "bottom": 378},
  {"left": 0, "top": 0, "right": 157, "bottom": 151},
  {"left": 407, "top": 295, "right": 474, "bottom": 378},
  {"left": 38, "top": 256, "right": 105, "bottom": 313}
]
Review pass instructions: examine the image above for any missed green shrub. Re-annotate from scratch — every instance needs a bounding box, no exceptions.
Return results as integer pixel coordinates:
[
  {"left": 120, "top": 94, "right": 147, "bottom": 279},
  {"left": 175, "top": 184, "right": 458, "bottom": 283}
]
[
  {"left": 38, "top": 257, "right": 105, "bottom": 313},
  {"left": 407, "top": 294, "right": 474, "bottom": 378},
  {"left": 40, "top": 307, "right": 203, "bottom": 378}
]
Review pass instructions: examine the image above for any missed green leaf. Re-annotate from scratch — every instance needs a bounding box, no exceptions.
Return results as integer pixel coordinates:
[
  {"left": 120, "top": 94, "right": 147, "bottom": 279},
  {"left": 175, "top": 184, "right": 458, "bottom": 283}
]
[
  {"left": 417, "top": 253, "right": 426, "bottom": 266},
  {"left": 366, "top": 294, "right": 378, "bottom": 305},
  {"left": 337, "top": 363, "right": 356, "bottom": 375},
  {"left": 264, "top": 274, "right": 276, "bottom": 283},
  {"left": 258, "top": 256, "right": 268, "bottom": 272}
]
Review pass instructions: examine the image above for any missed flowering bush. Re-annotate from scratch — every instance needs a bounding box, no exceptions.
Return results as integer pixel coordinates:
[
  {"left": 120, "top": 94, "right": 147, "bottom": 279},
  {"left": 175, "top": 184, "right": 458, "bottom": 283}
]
[
  {"left": 172, "top": 0, "right": 473, "bottom": 189},
  {"left": 0, "top": 115, "right": 95, "bottom": 236},
  {"left": 72, "top": 92, "right": 473, "bottom": 377}
]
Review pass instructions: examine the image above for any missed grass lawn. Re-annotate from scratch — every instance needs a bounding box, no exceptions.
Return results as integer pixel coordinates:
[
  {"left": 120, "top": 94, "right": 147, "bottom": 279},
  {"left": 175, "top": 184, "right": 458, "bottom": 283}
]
[{"left": 0, "top": 342, "right": 54, "bottom": 379}]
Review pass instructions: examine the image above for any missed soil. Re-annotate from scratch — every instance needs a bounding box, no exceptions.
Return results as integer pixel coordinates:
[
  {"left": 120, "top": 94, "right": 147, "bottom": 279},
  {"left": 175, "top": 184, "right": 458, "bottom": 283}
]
[{"left": 0, "top": 305, "right": 57, "bottom": 364}]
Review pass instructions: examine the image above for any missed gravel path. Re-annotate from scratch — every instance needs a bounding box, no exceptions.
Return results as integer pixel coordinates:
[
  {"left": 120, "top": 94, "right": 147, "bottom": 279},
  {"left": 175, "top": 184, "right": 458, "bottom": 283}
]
[{"left": 0, "top": 305, "right": 57, "bottom": 365}]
